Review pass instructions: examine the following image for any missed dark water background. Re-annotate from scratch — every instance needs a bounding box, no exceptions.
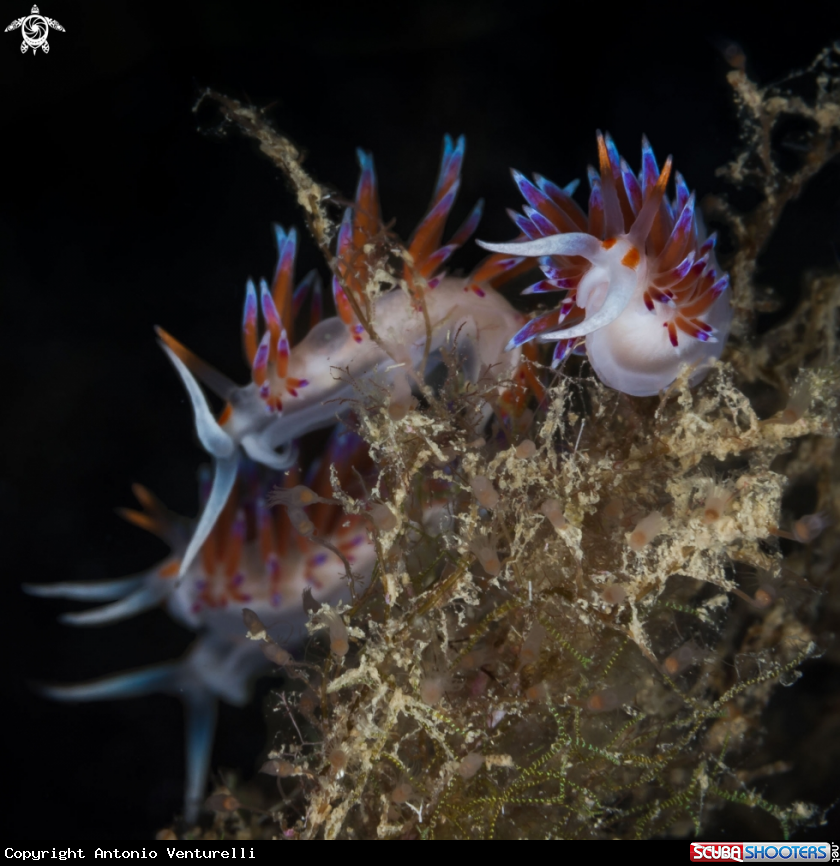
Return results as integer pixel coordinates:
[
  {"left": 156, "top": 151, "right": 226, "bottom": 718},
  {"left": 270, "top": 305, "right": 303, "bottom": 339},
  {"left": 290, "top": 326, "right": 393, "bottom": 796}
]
[{"left": 2, "top": 0, "right": 838, "bottom": 840}]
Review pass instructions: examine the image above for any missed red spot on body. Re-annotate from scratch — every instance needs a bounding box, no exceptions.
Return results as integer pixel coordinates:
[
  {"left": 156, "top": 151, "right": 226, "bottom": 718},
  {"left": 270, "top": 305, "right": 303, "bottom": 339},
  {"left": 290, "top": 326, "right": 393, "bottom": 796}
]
[{"left": 602, "top": 238, "right": 618, "bottom": 250}]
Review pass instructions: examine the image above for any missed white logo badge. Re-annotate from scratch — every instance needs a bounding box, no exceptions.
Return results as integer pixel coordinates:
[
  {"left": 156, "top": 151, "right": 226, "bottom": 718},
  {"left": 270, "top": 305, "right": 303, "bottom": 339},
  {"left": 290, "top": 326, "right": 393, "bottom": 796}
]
[{"left": 5, "top": 5, "right": 65, "bottom": 55}]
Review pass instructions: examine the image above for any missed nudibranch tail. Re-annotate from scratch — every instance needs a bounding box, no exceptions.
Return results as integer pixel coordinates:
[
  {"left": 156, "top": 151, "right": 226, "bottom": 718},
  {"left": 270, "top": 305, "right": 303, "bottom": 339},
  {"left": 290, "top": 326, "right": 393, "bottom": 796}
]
[{"left": 478, "top": 133, "right": 732, "bottom": 396}]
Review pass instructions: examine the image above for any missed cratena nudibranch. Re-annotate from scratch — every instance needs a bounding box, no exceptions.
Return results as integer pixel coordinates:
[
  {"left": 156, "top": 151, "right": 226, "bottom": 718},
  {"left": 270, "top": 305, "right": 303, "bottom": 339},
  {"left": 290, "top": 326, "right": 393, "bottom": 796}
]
[{"left": 478, "top": 132, "right": 732, "bottom": 396}]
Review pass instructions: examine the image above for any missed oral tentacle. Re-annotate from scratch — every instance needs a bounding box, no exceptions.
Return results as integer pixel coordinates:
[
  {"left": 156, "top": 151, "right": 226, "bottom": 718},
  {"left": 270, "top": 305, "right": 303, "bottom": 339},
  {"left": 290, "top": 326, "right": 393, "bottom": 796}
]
[
  {"left": 37, "top": 663, "right": 180, "bottom": 703},
  {"left": 537, "top": 263, "right": 637, "bottom": 341},
  {"left": 477, "top": 232, "right": 603, "bottom": 260},
  {"left": 159, "top": 342, "right": 236, "bottom": 460},
  {"left": 23, "top": 574, "right": 145, "bottom": 602},
  {"left": 58, "top": 579, "right": 172, "bottom": 626},
  {"left": 179, "top": 454, "right": 239, "bottom": 577}
]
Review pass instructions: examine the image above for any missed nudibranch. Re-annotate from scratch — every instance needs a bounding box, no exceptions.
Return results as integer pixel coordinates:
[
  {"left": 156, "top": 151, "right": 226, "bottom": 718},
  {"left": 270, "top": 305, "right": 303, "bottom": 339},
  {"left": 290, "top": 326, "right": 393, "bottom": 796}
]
[
  {"left": 157, "top": 134, "right": 527, "bottom": 578},
  {"left": 26, "top": 136, "right": 532, "bottom": 823},
  {"left": 478, "top": 133, "right": 732, "bottom": 396},
  {"left": 29, "top": 131, "right": 728, "bottom": 826}
]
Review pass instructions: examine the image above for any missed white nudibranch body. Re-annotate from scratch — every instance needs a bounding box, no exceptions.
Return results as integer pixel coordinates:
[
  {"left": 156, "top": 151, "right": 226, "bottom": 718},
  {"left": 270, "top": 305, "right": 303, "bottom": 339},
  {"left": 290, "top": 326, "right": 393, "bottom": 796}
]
[{"left": 478, "top": 132, "right": 732, "bottom": 396}]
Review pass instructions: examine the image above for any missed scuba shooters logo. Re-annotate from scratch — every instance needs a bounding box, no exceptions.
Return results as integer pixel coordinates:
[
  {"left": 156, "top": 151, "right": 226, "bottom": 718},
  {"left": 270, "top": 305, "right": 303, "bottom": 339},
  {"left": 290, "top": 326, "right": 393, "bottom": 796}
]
[
  {"left": 690, "top": 843, "right": 836, "bottom": 862},
  {"left": 5, "top": 5, "right": 64, "bottom": 54}
]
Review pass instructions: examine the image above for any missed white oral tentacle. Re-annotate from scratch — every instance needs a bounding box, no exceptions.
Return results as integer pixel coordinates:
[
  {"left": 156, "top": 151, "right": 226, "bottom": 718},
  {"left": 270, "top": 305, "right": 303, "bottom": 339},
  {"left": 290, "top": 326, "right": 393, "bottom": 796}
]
[
  {"left": 161, "top": 344, "right": 236, "bottom": 459},
  {"left": 539, "top": 258, "right": 638, "bottom": 341},
  {"left": 59, "top": 580, "right": 172, "bottom": 626},
  {"left": 477, "top": 232, "right": 603, "bottom": 260},
  {"left": 179, "top": 454, "right": 239, "bottom": 577},
  {"left": 479, "top": 233, "right": 642, "bottom": 343},
  {"left": 160, "top": 343, "right": 243, "bottom": 578}
]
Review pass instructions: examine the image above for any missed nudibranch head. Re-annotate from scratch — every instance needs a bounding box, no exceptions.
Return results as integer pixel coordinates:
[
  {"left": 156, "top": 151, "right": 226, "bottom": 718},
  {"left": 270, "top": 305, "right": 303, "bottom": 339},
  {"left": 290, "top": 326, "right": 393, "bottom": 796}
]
[{"left": 478, "top": 132, "right": 732, "bottom": 396}]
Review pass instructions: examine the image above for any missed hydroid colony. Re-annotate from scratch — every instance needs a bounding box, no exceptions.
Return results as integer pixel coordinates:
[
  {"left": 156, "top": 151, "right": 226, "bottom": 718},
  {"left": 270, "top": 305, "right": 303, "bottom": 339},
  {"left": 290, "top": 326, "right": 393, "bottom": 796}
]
[{"left": 29, "top": 46, "right": 840, "bottom": 839}]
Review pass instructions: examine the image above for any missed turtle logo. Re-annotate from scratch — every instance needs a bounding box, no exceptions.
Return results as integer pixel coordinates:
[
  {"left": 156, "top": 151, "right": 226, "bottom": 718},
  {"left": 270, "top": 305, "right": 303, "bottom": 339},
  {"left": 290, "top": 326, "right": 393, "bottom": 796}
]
[{"left": 5, "top": 5, "right": 65, "bottom": 55}]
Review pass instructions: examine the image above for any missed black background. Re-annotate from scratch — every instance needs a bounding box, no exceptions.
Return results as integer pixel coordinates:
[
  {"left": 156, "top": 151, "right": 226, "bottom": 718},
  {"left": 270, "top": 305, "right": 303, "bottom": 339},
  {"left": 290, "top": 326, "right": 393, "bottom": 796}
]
[{"left": 3, "top": 0, "right": 839, "bottom": 841}]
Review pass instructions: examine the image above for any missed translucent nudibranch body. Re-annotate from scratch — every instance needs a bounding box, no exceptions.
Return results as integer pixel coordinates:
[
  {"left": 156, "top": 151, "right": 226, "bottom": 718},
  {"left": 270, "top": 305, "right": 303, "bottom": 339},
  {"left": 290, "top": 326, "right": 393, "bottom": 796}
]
[{"left": 478, "top": 133, "right": 732, "bottom": 396}]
